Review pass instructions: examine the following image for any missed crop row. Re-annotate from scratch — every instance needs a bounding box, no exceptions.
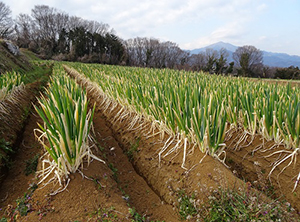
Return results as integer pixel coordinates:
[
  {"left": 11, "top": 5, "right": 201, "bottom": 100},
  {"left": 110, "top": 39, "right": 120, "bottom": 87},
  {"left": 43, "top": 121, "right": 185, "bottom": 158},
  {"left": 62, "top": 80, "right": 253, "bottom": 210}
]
[
  {"left": 34, "top": 64, "right": 104, "bottom": 193},
  {"left": 68, "top": 63, "right": 299, "bottom": 156}
]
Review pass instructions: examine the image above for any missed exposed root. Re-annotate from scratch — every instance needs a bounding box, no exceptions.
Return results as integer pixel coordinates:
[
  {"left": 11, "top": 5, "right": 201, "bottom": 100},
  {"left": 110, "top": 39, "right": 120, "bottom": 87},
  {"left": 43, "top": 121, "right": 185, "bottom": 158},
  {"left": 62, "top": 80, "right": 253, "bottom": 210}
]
[
  {"left": 0, "top": 192, "right": 8, "bottom": 202},
  {"left": 293, "top": 172, "right": 300, "bottom": 192},
  {"left": 78, "top": 169, "right": 106, "bottom": 188},
  {"left": 181, "top": 138, "right": 188, "bottom": 170},
  {"left": 239, "top": 134, "right": 255, "bottom": 149},
  {"left": 265, "top": 148, "right": 300, "bottom": 191},
  {"left": 233, "top": 132, "right": 251, "bottom": 150},
  {"left": 158, "top": 136, "right": 174, "bottom": 168},
  {"left": 224, "top": 124, "right": 238, "bottom": 141},
  {"left": 50, "top": 178, "right": 70, "bottom": 196},
  {"left": 214, "top": 148, "right": 229, "bottom": 168}
]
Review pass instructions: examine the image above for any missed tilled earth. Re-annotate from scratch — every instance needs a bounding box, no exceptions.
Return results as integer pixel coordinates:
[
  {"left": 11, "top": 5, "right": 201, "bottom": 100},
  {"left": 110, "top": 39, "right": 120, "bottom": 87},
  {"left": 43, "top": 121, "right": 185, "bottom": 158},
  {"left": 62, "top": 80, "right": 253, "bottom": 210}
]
[{"left": 1, "top": 68, "right": 300, "bottom": 221}]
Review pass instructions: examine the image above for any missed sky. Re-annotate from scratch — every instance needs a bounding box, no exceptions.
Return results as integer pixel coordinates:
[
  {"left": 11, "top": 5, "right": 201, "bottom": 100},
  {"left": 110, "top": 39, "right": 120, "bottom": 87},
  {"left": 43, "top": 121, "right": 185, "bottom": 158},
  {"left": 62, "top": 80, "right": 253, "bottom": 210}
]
[{"left": 3, "top": 0, "right": 300, "bottom": 56}]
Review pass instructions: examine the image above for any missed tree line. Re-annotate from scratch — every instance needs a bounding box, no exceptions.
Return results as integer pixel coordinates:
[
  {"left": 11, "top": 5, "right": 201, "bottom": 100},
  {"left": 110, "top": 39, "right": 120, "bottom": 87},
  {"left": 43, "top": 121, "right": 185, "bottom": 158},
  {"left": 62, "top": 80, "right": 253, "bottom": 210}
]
[
  {"left": 1, "top": 3, "right": 124, "bottom": 64},
  {"left": 0, "top": 2, "right": 298, "bottom": 79}
]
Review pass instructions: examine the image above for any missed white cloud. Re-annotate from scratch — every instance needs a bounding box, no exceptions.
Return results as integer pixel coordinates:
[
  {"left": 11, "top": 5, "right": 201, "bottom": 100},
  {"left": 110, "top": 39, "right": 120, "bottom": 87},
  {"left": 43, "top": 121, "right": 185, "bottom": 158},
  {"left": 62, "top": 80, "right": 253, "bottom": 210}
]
[
  {"left": 181, "top": 22, "right": 247, "bottom": 50},
  {"left": 2, "top": 0, "right": 300, "bottom": 55},
  {"left": 257, "top": 3, "right": 267, "bottom": 12}
]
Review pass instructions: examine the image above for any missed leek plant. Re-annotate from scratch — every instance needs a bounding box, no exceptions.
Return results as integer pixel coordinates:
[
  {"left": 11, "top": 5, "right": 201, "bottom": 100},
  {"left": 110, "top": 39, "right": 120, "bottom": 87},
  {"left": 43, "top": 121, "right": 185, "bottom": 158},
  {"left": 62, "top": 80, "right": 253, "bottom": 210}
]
[
  {"left": 66, "top": 62, "right": 300, "bottom": 188},
  {"left": 70, "top": 63, "right": 299, "bottom": 150},
  {"left": 68, "top": 64, "right": 229, "bottom": 159},
  {"left": 0, "top": 71, "right": 25, "bottom": 115},
  {"left": 0, "top": 71, "right": 23, "bottom": 100},
  {"left": 34, "top": 71, "right": 104, "bottom": 194}
]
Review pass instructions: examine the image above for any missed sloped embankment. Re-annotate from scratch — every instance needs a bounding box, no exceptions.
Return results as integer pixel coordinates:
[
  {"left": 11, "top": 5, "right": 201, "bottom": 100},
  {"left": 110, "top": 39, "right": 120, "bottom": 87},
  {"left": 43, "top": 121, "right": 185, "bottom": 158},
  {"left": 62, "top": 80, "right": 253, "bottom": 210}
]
[
  {"left": 0, "top": 79, "right": 47, "bottom": 185},
  {"left": 0, "top": 39, "right": 33, "bottom": 74}
]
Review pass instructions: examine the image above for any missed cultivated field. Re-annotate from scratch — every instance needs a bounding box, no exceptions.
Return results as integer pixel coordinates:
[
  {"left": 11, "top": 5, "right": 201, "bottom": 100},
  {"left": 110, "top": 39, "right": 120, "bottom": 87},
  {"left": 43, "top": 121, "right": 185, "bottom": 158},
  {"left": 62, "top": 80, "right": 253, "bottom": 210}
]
[{"left": 0, "top": 60, "right": 299, "bottom": 221}]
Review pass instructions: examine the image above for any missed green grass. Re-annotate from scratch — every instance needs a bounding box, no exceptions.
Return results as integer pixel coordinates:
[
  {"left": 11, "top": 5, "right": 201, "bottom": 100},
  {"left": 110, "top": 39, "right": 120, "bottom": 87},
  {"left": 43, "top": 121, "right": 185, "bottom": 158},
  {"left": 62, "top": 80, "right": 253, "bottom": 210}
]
[
  {"left": 24, "top": 154, "right": 39, "bottom": 176},
  {"left": 175, "top": 182, "right": 298, "bottom": 221},
  {"left": 1, "top": 183, "right": 38, "bottom": 221},
  {"left": 20, "top": 49, "right": 41, "bottom": 61},
  {"left": 127, "top": 137, "right": 140, "bottom": 161},
  {"left": 0, "top": 41, "right": 33, "bottom": 74},
  {"left": 22, "top": 66, "right": 51, "bottom": 85},
  {"left": 108, "top": 163, "right": 119, "bottom": 183},
  {"left": 203, "top": 184, "right": 296, "bottom": 221},
  {"left": 177, "top": 190, "right": 198, "bottom": 220},
  {"left": 89, "top": 206, "right": 119, "bottom": 222}
]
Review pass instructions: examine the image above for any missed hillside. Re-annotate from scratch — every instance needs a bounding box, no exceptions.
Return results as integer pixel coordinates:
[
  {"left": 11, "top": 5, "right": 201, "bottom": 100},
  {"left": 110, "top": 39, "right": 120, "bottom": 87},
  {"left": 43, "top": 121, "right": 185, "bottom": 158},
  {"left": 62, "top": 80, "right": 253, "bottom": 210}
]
[
  {"left": 188, "top": 41, "right": 300, "bottom": 68},
  {"left": 0, "top": 39, "right": 36, "bottom": 73}
]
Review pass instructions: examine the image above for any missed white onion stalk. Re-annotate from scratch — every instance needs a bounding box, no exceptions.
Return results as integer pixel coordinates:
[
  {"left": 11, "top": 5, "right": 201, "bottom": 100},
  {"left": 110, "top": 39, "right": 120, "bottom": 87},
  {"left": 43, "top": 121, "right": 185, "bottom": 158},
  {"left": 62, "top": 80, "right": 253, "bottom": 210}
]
[{"left": 34, "top": 73, "right": 104, "bottom": 194}]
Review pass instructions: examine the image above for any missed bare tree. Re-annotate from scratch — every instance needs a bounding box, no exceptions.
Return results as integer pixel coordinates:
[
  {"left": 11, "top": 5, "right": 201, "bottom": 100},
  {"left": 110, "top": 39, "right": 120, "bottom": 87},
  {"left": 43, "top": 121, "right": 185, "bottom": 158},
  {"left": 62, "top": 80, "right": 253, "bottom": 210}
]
[
  {"left": 233, "top": 45, "right": 263, "bottom": 77},
  {"left": 163, "top": 41, "right": 186, "bottom": 68},
  {"left": 0, "top": 1, "right": 13, "bottom": 38},
  {"left": 31, "top": 5, "right": 56, "bottom": 40},
  {"left": 189, "top": 52, "right": 206, "bottom": 71},
  {"left": 132, "top": 37, "right": 147, "bottom": 66},
  {"left": 30, "top": 6, "right": 71, "bottom": 54},
  {"left": 85, "top": 20, "right": 110, "bottom": 35},
  {"left": 55, "top": 11, "right": 69, "bottom": 35},
  {"left": 124, "top": 37, "right": 186, "bottom": 68},
  {"left": 67, "top": 16, "right": 84, "bottom": 30},
  {"left": 15, "top": 14, "right": 35, "bottom": 48}
]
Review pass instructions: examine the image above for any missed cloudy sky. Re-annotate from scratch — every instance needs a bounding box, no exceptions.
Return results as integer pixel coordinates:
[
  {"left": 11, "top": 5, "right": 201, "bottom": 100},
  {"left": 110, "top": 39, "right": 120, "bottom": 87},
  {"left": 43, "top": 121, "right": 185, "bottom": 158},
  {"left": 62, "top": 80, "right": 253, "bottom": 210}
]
[{"left": 3, "top": 0, "right": 300, "bottom": 56}]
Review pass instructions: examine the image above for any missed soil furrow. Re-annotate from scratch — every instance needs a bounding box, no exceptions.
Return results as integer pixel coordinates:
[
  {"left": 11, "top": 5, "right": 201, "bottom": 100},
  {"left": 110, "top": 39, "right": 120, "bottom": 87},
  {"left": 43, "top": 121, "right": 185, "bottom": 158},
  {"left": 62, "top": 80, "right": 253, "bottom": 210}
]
[
  {"left": 91, "top": 111, "right": 179, "bottom": 221},
  {"left": 0, "top": 73, "right": 180, "bottom": 221}
]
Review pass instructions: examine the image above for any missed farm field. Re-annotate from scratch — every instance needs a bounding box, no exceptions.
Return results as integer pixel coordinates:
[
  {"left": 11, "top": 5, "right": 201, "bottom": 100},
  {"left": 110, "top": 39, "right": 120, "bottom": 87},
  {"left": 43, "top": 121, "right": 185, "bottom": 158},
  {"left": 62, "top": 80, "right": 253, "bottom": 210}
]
[{"left": 0, "top": 57, "right": 299, "bottom": 221}]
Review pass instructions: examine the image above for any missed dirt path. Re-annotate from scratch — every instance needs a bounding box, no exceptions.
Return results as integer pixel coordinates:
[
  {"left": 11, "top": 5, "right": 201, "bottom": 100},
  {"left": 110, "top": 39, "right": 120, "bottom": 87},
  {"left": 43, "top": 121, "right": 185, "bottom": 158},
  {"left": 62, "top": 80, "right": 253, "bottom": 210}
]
[
  {"left": 0, "top": 110, "right": 42, "bottom": 210},
  {"left": 91, "top": 110, "right": 179, "bottom": 221}
]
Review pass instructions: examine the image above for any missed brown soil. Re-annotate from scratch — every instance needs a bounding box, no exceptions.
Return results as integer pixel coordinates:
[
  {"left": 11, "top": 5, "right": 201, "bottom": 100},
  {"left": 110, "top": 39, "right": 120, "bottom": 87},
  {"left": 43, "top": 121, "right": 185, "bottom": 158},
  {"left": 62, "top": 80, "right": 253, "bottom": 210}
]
[
  {"left": 224, "top": 130, "right": 300, "bottom": 211},
  {"left": 65, "top": 66, "right": 300, "bottom": 218},
  {"left": 1, "top": 65, "right": 299, "bottom": 221},
  {"left": 0, "top": 81, "right": 43, "bottom": 184},
  {"left": 63, "top": 67, "right": 252, "bottom": 216},
  {"left": 0, "top": 73, "right": 179, "bottom": 221},
  {"left": 250, "top": 78, "right": 300, "bottom": 87}
]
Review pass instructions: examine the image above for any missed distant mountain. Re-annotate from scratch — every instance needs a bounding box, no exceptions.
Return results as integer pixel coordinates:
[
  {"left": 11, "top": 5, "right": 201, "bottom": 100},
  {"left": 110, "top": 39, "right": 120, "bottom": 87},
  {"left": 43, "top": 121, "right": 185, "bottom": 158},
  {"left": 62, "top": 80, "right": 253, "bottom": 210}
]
[
  {"left": 189, "top": 41, "right": 237, "bottom": 54},
  {"left": 188, "top": 41, "right": 300, "bottom": 68},
  {"left": 263, "top": 51, "right": 300, "bottom": 67}
]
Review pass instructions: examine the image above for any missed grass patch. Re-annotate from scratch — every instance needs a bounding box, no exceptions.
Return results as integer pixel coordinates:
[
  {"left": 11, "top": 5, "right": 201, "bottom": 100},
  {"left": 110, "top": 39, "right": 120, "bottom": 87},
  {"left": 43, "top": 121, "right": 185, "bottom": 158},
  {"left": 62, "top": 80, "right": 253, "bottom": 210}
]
[
  {"left": 108, "top": 163, "right": 119, "bottom": 183},
  {"left": 0, "top": 139, "right": 12, "bottom": 155},
  {"left": 129, "top": 207, "right": 165, "bottom": 222},
  {"left": 177, "top": 190, "right": 198, "bottom": 220},
  {"left": 22, "top": 65, "right": 51, "bottom": 86},
  {"left": 202, "top": 182, "right": 297, "bottom": 221},
  {"left": 176, "top": 181, "right": 298, "bottom": 221},
  {"left": 20, "top": 49, "right": 41, "bottom": 61},
  {"left": 0, "top": 139, "right": 13, "bottom": 169},
  {"left": 2, "top": 183, "right": 37, "bottom": 221},
  {"left": 24, "top": 154, "right": 39, "bottom": 176},
  {"left": 0, "top": 41, "right": 33, "bottom": 74},
  {"left": 89, "top": 206, "right": 119, "bottom": 222},
  {"left": 129, "top": 207, "right": 146, "bottom": 221},
  {"left": 127, "top": 137, "right": 140, "bottom": 161}
]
